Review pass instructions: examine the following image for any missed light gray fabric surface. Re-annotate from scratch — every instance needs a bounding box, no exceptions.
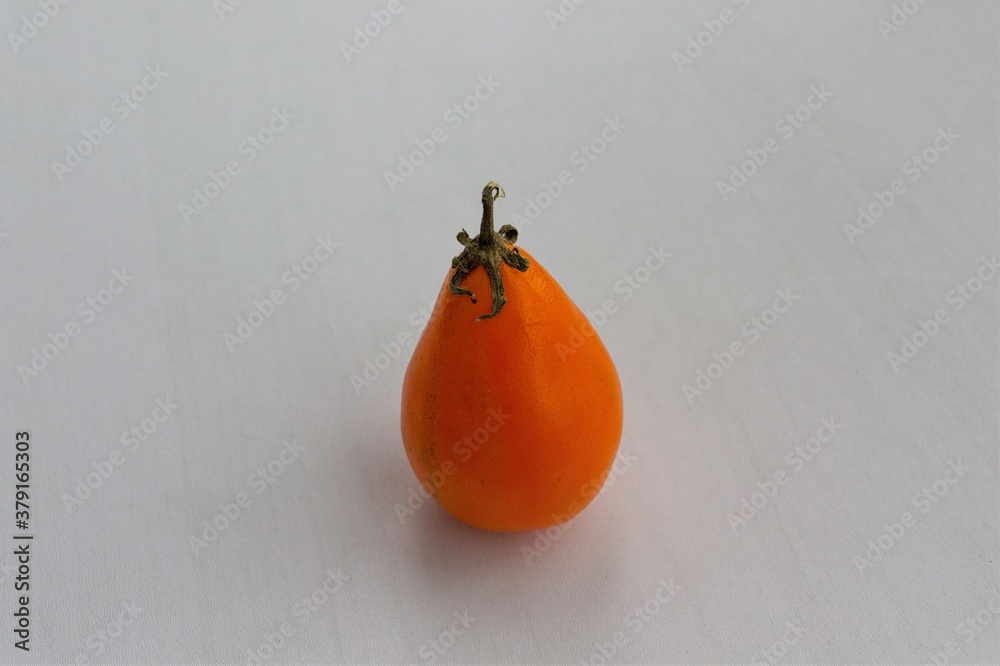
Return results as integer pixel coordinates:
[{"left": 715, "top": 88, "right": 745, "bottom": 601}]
[{"left": 1, "top": 1, "right": 997, "bottom": 663}]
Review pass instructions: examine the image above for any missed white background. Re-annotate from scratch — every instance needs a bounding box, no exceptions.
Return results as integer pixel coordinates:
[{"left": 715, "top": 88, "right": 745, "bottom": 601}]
[{"left": 1, "top": 1, "right": 998, "bottom": 664}]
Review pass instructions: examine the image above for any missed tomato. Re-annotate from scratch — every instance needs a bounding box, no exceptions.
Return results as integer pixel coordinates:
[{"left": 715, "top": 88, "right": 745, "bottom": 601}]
[{"left": 401, "top": 182, "right": 623, "bottom": 532}]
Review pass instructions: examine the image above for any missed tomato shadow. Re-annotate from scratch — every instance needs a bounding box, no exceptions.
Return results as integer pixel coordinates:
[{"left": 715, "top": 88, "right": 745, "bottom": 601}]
[
  {"left": 372, "top": 435, "right": 629, "bottom": 617},
  {"left": 405, "top": 487, "right": 628, "bottom": 590},
  {"left": 405, "top": 495, "right": 537, "bottom": 572}
]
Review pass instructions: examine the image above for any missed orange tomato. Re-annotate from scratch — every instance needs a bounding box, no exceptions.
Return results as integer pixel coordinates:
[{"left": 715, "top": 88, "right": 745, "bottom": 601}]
[{"left": 400, "top": 182, "right": 623, "bottom": 532}]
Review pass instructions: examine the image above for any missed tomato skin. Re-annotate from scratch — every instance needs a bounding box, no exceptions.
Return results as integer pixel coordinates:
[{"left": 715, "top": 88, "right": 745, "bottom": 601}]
[{"left": 401, "top": 248, "right": 624, "bottom": 532}]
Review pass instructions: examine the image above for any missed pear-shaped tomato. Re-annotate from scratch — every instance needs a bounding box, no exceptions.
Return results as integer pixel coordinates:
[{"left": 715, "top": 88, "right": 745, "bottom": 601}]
[{"left": 400, "top": 182, "right": 623, "bottom": 532}]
